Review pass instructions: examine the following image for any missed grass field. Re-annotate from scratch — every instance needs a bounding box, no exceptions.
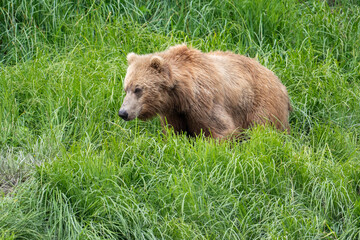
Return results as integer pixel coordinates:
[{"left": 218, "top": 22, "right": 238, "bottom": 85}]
[{"left": 1, "top": 0, "right": 360, "bottom": 239}]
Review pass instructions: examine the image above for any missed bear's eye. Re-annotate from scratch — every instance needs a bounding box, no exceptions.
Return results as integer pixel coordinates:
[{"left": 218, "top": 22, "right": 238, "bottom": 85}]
[{"left": 134, "top": 87, "right": 142, "bottom": 94}]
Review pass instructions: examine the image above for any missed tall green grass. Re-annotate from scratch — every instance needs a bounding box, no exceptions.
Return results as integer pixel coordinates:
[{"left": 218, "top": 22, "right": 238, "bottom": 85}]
[{"left": 1, "top": 0, "right": 360, "bottom": 239}]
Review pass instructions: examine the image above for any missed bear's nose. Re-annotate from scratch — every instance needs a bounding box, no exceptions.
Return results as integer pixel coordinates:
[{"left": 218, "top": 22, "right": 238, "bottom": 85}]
[{"left": 118, "top": 110, "right": 129, "bottom": 120}]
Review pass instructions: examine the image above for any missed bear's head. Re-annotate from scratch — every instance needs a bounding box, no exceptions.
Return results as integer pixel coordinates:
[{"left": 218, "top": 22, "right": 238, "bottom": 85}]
[{"left": 118, "top": 52, "right": 176, "bottom": 121}]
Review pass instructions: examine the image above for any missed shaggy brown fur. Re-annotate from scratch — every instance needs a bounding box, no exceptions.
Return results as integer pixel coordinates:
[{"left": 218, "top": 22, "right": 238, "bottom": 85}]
[{"left": 119, "top": 45, "right": 291, "bottom": 139}]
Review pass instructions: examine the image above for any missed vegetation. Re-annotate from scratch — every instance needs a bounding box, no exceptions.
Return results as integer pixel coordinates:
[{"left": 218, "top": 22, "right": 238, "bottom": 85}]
[{"left": 1, "top": 0, "right": 360, "bottom": 239}]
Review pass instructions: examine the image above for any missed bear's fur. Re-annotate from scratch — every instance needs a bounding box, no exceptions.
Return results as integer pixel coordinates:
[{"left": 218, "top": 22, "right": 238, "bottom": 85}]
[{"left": 119, "top": 45, "right": 291, "bottom": 139}]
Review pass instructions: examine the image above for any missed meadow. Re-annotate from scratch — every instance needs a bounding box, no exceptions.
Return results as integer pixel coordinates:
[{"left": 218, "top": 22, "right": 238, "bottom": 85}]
[{"left": 1, "top": 0, "right": 360, "bottom": 239}]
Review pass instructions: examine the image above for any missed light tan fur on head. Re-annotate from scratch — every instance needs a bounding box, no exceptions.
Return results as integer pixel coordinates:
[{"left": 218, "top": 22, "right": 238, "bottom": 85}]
[
  {"left": 119, "top": 45, "right": 291, "bottom": 138},
  {"left": 119, "top": 53, "right": 175, "bottom": 121}
]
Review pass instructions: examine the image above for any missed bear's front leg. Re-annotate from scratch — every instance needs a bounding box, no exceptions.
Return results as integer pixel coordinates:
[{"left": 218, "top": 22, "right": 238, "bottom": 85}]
[{"left": 160, "top": 114, "right": 189, "bottom": 136}]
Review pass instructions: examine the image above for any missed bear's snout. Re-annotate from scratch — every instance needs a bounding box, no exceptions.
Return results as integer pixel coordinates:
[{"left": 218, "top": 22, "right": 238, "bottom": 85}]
[{"left": 118, "top": 110, "right": 129, "bottom": 121}]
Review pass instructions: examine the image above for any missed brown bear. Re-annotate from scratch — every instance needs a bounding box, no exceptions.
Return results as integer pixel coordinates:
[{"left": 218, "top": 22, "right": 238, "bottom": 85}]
[{"left": 118, "top": 45, "right": 291, "bottom": 139}]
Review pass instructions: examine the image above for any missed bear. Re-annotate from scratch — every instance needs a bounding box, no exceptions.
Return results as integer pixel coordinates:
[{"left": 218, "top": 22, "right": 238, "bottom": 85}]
[{"left": 118, "top": 44, "right": 291, "bottom": 139}]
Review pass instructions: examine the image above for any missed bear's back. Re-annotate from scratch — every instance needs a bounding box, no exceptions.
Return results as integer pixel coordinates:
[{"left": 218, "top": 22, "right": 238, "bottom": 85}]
[
  {"left": 161, "top": 45, "right": 291, "bottom": 133},
  {"left": 206, "top": 51, "right": 291, "bottom": 132}
]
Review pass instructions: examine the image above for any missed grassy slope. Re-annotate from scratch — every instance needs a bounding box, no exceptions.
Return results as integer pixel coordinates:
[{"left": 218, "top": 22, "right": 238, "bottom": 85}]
[{"left": 1, "top": 0, "right": 360, "bottom": 239}]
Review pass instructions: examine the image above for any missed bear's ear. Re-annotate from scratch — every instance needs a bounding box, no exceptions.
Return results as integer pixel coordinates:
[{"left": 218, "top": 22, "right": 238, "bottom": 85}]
[
  {"left": 150, "top": 55, "right": 164, "bottom": 71},
  {"left": 127, "top": 52, "right": 138, "bottom": 65}
]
